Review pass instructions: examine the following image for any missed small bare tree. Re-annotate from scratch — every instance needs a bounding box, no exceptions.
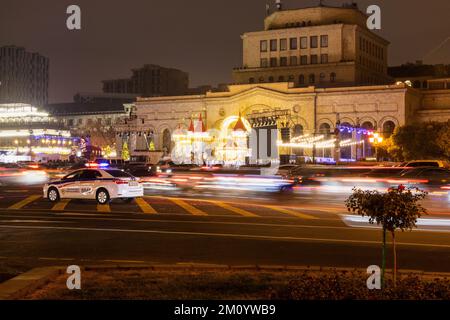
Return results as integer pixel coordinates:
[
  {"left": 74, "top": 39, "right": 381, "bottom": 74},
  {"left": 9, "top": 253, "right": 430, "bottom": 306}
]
[{"left": 345, "top": 185, "right": 427, "bottom": 287}]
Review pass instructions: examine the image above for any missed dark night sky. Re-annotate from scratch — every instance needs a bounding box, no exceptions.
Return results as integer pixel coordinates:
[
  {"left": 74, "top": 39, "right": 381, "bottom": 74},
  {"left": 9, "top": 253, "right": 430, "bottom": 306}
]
[{"left": 1, "top": 0, "right": 449, "bottom": 103}]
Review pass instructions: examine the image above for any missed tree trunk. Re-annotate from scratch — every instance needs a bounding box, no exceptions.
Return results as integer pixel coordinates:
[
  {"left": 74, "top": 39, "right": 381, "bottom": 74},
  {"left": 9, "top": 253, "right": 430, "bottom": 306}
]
[
  {"left": 392, "top": 231, "right": 397, "bottom": 287},
  {"left": 381, "top": 226, "right": 386, "bottom": 288}
]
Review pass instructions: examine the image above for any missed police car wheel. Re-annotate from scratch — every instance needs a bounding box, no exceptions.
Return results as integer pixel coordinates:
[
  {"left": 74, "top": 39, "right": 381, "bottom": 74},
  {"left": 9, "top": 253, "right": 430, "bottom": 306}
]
[
  {"left": 96, "top": 189, "right": 110, "bottom": 205},
  {"left": 48, "top": 188, "right": 60, "bottom": 202}
]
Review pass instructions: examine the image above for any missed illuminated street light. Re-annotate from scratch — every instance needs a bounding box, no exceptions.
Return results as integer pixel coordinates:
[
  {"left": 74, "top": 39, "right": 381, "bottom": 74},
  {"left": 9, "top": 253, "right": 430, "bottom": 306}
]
[
  {"left": 369, "top": 132, "right": 384, "bottom": 161},
  {"left": 369, "top": 132, "right": 383, "bottom": 144}
]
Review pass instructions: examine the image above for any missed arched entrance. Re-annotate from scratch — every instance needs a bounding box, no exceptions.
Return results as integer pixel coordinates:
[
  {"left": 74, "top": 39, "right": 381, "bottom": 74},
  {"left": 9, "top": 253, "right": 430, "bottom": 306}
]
[
  {"left": 361, "top": 121, "right": 374, "bottom": 158},
  {"left": 162, "top": 128, "right": 171, "bottom": 155},
  {"left": 318, "top": 123, "right": 332, "bottom": 159}
]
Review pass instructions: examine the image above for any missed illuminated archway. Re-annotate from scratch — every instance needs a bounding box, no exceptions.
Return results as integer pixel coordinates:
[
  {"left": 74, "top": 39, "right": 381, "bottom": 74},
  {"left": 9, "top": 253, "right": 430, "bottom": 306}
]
[{"left": 215, "top": 115, "right": 252, "bottom": 166}]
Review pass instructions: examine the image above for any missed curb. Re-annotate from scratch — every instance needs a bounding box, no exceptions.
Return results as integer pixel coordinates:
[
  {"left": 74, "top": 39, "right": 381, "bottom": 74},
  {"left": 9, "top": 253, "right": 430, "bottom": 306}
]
[
  {"left": 1, "top": 264, "right": 450, "bottom": 299},
  {"left": 0, "top": 266, "right": 62, "bottom": 300}
]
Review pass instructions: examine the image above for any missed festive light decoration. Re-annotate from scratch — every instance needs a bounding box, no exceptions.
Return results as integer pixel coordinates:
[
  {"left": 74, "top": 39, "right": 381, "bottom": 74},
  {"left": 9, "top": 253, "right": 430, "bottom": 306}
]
[
  {"left": 338, "top": 125, "right": 374, "bottom": 136},
  {"left": 215, "top": 113, "right": 251, "bottom": 166},
  {"left": 172, "top": 114, "right": 214, "bottom": 165},
  {"left": 171, "top": 114, "right": 252, "bottom": 166},
  {"left": 277, "top": 138, "right": 364, "bottom": 149}
]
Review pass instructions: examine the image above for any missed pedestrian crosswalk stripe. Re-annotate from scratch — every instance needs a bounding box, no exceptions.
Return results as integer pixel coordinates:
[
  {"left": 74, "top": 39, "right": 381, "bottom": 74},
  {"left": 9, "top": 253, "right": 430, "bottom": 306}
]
[
  {"left": 97, "top": 203, "right": 111, "bottom": 213},
  {"left": 264, "top": 205, "right": 318, "bottom": 219},
  {"left": 135, "top": 198, "right": 157, "bottom": 214},
  {"left": 169, "top": 198, "right": 207, "bottom": 216},
  {"left": 51, "top": 199, "right": 71, "bottom": 211},
  {"left": 8, "top": 195, "right": 41, "bottom": 210},
  {"left": 213, "top": 201, "right": 258, "bottom": 217}
]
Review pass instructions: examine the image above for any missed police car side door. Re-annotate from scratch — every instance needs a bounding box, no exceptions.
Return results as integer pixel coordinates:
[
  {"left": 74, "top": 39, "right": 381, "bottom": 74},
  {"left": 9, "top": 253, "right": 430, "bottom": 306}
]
[
  {"left": 78, "top": 170, "right": 101, "bottom": 199},
  {"left": 60, "top": 170, "right": 82, "bottom": 198}
]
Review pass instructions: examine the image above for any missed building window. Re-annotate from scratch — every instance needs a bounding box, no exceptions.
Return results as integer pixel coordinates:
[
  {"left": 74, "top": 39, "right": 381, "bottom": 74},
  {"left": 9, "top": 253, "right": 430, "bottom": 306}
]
[
  {"left": 383, "top": 121, "right": 396, "bottom": 138},
  {"left": 268, "top": 76, "right": 274, "bottom": 82},
  {"left": 280, "top": 57, "right": 288, "bottom": 66},
  {"left": 300, "top": 37, "right": 308, "bottom": 49},
  {"left": 289, "top": 38, "right": 298, "bottom": 50},
  {"left": 310, "top": 55, "right": 318, "bottom": 64},
  {"left": 290, "top": 56, "right": 298, "bottom": 66},
  {"left": 319, "top": 123, "right": 331, "bottom": 136},
  {"left": 249, "top": 77, "right": 255, "bottom": 84},
  {"left": 288, "top": 75, "right": 295, "bottom": 82},
  {"left": 309, "top": 74, "right": 315, "bottom": 84},
  {"left": 260, "top": 40, "right": 268, "bottom": 52},
  {"left": 320, "top": 54, "right": 328, "bottom": 64},
  {"left": 319, "top": 73, "right": 326, "bottom": 82},
  {"left": 270, "top": 39, "right": 277, "bottom": 51},
  {"left": 300, "top": 55, "right": 308, "bottom": 65},
  {"left": 260, "top": 58, "right": 268, "bottom": 68},
  {"left": 106, "top": 118, "right": 112, "bottom": 125},
  {"left": 293, "top": 124, "right": 304, "bottom": 137},
  {"left": 299, "top": 74, "right": 305, "bottom": 85},
  {"left": 278, "top": 76, "right": 285, "bottom": 82},
  {"left": 270, "top": 57, "right": 277, "bottom": 67},
  {"left": 68, "top": 119, "right": 74, "bottom": 126},
  {"left": 330, "top": 72, "right": 336, "bottom": 82},
  {"left": 320, "top": 35, "right": 328, "bottom": 47},
  {"left": 97, "top": 118, "right": 102, "bottom": 124},
  {"left": 310, "top": 36, "right": 318, "bottom": 48},
  {"left": 280, "top": 38, "right": 287, "bottom": 51}
]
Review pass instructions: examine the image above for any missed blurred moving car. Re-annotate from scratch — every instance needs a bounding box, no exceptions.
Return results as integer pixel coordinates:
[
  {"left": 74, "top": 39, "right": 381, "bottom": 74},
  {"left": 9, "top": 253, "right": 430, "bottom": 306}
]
[
  {"left": 0, "top": 163, "right": 48, "bottom": 185},
  {"left": 400, "top": 160, "right": 449, "bottom": 169},
  {"left": 125, "top": 165, "right": 155, "bottom": 178},
  {"left": 395, "top": 167, "right": 450, "bottom": 189},
  {"left": 43, "top": 168, "right": 143, "bottom": 204}
]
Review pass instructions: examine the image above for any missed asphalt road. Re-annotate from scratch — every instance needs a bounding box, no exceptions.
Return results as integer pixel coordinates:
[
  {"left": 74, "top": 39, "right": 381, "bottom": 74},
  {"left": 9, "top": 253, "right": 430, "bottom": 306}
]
[{"left": 1, "top": 185, "right": 450, "bottom": 275}]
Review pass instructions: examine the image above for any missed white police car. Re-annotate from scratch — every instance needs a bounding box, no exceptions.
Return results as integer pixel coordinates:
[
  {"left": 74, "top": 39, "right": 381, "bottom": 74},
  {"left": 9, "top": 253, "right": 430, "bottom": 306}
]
[{"left": 43, "top": 167, "right": 143, "bottom": 204}]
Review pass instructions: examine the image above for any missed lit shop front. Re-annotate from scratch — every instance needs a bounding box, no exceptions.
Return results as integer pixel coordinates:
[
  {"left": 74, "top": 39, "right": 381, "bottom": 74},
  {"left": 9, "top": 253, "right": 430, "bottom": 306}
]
[{"left": 0, "top": 103, "right": 80, "bottom": 163}]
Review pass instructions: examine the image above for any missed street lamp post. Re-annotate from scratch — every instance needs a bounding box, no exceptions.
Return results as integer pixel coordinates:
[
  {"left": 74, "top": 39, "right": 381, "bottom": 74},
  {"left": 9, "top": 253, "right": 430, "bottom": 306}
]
[{"left": 369, "top": 132, "right": 383, "bottom": 162}]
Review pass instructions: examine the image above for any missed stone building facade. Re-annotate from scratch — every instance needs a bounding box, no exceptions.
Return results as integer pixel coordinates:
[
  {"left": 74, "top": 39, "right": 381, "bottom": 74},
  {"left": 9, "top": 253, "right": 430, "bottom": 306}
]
[{"left": 232, "top": 5, "right": 391, "bottom": 87}]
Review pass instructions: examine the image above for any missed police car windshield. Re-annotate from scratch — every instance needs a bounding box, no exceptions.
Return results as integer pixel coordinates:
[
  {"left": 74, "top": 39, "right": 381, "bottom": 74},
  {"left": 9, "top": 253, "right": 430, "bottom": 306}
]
[{"left": 104, "top": 169, "right": 133, "bottom": 178}]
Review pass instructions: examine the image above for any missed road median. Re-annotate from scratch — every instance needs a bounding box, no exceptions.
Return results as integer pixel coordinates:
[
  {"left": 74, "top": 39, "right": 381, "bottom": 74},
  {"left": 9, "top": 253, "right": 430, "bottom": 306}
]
[{"left": 2, "top": 264, "right": 450, "bottom": 300}]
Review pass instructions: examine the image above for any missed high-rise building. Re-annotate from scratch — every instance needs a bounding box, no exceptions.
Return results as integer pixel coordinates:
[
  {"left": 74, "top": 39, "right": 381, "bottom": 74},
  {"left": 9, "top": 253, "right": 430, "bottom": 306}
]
[
  {"left": 102, "top": 64, "right": 189, "bottom": 97},
  {"left": 0, "top": 46, "right": 49, "bottom": 106},
  {"left": 232, "top": 3, "right": 392, "bottom": 87}
]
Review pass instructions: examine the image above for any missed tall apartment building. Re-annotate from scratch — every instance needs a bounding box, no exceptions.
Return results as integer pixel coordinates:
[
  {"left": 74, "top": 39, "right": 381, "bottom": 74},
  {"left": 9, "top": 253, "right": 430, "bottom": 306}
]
[
  {"left": 0, "top": 46, "right": 49, "bottom": 106},
  {"left": 232, "top": 3, "right": 392, "bottom": 87},
  {"left": 102, "top": 64, "right": 189, "bottom": 97}
]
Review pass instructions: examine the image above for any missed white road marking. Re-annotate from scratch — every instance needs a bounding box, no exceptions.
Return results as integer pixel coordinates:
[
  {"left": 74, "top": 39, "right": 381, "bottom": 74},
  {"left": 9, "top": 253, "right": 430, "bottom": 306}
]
[{"left": 0, "top": 220, "right": 72, "bottom": 224}]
